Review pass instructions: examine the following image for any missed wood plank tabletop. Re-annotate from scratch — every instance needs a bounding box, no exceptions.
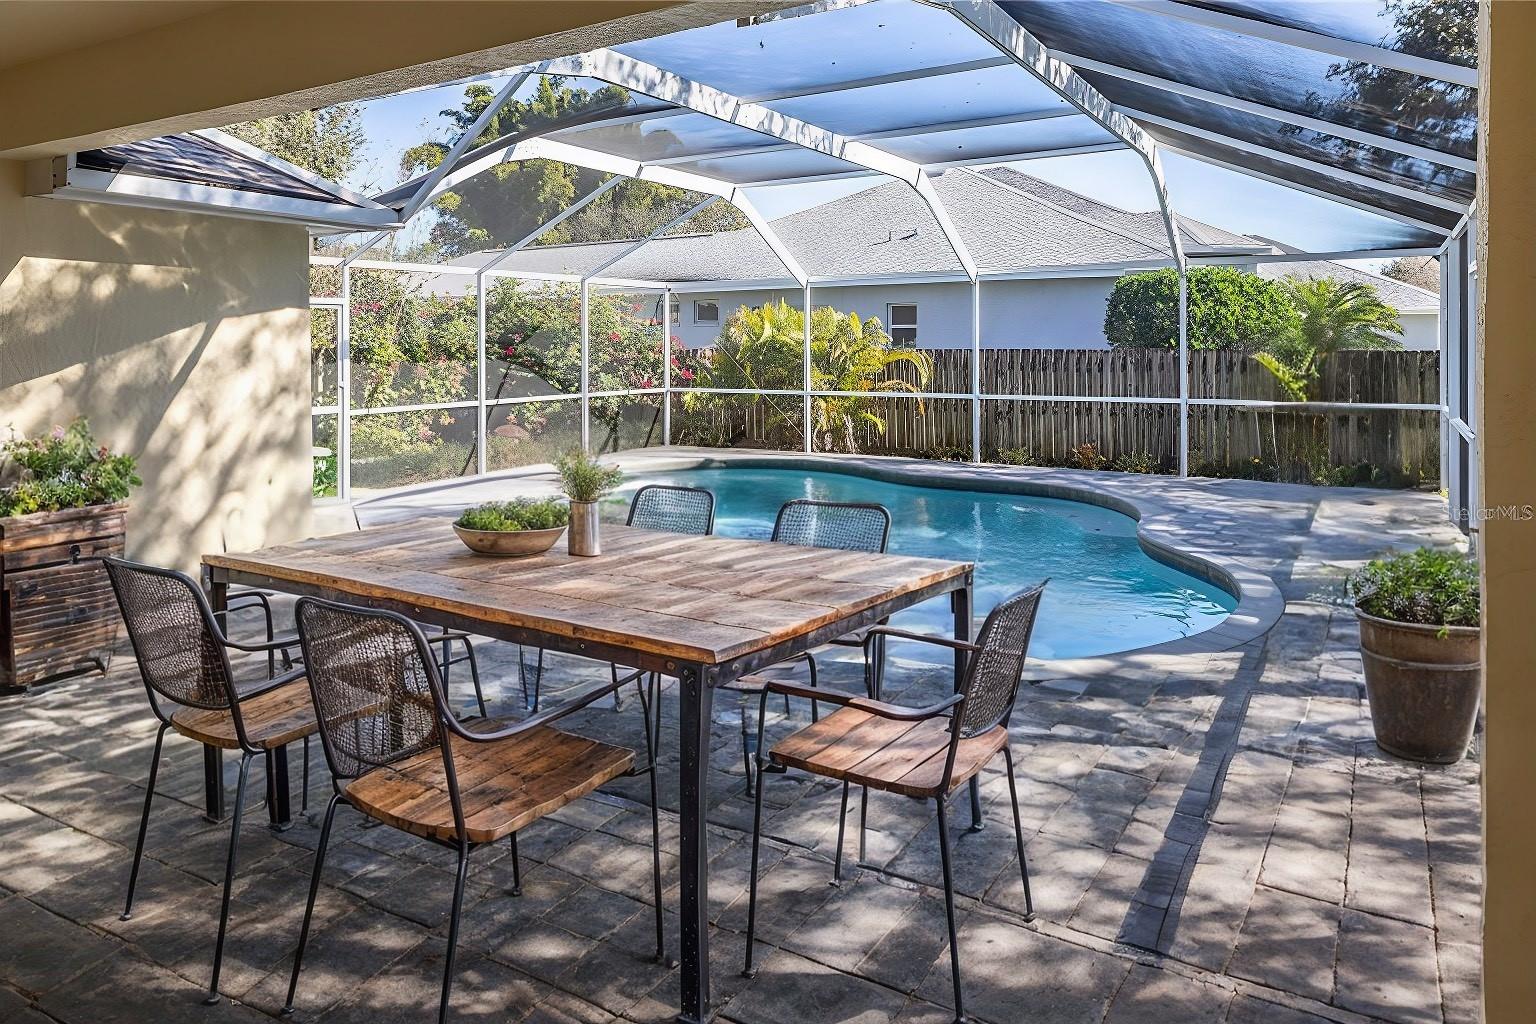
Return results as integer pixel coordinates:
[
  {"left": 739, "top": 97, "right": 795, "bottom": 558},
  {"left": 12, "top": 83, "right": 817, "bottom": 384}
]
[{"left": 205, "top": 519, "right": 972, "bottom": 666}]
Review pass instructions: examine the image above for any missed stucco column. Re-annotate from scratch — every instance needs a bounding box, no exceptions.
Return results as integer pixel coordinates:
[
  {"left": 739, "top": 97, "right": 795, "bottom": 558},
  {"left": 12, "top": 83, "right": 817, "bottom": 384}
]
[{"left": 1476, "top": 3, "right": 1536, "bottom": 1021}]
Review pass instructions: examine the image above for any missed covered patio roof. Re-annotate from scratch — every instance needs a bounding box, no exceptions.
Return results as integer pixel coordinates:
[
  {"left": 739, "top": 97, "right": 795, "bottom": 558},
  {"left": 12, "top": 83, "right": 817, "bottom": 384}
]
[{"left": 28, "top": 0, "right": 1474, "bottom": 264}]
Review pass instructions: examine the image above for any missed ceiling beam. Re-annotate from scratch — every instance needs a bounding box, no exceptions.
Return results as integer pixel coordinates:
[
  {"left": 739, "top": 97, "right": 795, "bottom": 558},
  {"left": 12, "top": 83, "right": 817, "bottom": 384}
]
[
  {"left": 1120, "top": 106, "right": 1471, "bottom": 214},
  {"left": 1049, "top": 48, "right": 1476, "bottom": 173},
  {"left": 1111, "top": 0, "right": 1478, "bottom": 89}
]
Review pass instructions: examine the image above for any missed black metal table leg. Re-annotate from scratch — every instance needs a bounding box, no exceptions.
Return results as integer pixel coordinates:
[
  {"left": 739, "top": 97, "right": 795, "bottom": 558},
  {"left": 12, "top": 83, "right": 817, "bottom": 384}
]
[
  {"left": 952, "top": 576, "right": 984, "bottom": 831},
  {"left": 266, "top": 745, "right": 293, "bottom": 830},
  {"left": 203, "top": 571, "right": 228, "bottom": 822},
  {"left": 677, "top": 663, "right": 714, "bottom": 1024}
]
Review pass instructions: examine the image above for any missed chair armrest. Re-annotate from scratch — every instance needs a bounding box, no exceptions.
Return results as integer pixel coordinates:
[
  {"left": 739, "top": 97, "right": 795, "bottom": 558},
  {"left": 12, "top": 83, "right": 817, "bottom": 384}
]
[
  {"left": 235, "top": 665, "right": 306, "bottom": 700},
  {"left": 441, "top": 669, "right": 632, "bottom": 743},
  {"left": 862, "top": 626, "right": 980, "bottom": 653},
  {"left": 761, "top": 680, "right": 856, "bottom": 707},
  {"left": 223, "top": 633, "right": 303, "bottom": 654},
  {"left": 847, "top": 692, "right": 964, "bottom": 721}
]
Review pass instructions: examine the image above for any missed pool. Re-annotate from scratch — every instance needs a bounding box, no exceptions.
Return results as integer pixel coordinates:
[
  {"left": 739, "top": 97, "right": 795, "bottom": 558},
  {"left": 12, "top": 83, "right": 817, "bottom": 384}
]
[{"left": 614, "top": 466, "right": 1236, "bottom": 660}]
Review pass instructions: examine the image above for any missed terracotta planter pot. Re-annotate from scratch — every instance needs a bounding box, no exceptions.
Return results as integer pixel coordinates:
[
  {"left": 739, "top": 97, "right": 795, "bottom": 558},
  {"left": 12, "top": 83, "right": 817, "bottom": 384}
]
[
  {"left": 1356, "top": 608, "right": 1481, "bottom": 764},
  {"left": 568, "top": 500, "right": 601, "bottom": 556}
]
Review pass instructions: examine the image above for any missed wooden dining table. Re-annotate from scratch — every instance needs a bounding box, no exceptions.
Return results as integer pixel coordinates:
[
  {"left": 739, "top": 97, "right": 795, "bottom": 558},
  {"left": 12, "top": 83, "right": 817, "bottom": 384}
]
[{"left": 202, "top": 517, "right": 973, "bottom": 1023}]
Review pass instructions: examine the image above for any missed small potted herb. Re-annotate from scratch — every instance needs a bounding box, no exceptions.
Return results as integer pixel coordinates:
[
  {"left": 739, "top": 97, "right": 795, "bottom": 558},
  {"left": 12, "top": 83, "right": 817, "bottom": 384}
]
[
  {"left": 1348, "top": 547, "right": 1481, "bottom": 763},
  {"left": 452, "top": 498, "right": 569, "bottom": 557},
  {"left": 555, "top": 449, "right": 623, "bottom": 556}
]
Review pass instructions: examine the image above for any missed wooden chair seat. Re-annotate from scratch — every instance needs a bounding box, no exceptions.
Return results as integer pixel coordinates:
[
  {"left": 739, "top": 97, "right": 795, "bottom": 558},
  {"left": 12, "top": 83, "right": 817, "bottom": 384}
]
[
  {"left": 769, "top": 706, "right": 1007, "bottom": 799},
  {"left": 343, "top": 724, "right": 634, "bottom": 844},
  {"left": 170, "top": 678, "right": 317, "bottom": 750}
]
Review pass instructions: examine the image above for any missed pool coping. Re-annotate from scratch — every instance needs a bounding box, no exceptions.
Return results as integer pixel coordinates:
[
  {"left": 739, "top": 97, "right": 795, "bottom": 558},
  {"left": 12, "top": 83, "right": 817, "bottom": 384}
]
[{"left": 355, "top": 447, "right": 1286, "bottom": 668}]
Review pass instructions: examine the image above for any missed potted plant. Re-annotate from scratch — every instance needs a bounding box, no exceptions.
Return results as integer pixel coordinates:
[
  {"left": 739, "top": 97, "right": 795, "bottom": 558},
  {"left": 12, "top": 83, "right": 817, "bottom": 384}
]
[
  {"left": 0, "top": 419, "right": 141, "bottom": 693},
  {"left": 1349, "top": 547, "right": 1481, "bottom": 763},
  {"left": 453, "top": 499, "right": 569, "bottom": 557},
  {"left": 555, "top": 449, "right": 623, "bottom": 556}
]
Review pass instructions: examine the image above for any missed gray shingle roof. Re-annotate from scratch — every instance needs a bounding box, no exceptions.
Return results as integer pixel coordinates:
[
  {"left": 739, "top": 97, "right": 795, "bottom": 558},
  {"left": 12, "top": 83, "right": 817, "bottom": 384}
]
[{"left": 480, "top": 167, "right": 1270, "bottom": 284}]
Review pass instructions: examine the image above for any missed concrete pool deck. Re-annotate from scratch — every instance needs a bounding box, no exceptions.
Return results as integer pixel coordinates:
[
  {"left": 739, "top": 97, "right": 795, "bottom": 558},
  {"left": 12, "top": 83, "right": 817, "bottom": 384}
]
[{"left": 1, "top": 455, "right": 1478, "bottom": 1024}]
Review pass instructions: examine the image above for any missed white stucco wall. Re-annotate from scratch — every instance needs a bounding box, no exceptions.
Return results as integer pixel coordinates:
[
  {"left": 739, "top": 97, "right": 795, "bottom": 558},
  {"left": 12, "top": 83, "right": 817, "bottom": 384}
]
[{"left": 671, "top": 277, "right": 1123, "bottom": 350}]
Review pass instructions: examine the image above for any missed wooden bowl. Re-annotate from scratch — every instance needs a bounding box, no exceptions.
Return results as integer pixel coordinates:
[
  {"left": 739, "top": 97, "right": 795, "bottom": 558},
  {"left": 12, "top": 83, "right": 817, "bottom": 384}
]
[{"left": 452, "top": 524, "right": 566, "bottom": 557}]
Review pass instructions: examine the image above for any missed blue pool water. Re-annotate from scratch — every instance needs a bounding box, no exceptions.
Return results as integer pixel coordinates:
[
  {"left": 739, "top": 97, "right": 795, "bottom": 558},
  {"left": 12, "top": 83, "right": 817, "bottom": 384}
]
[{"left": 614, "top": 467, "right": 1235, "bottom": 660}]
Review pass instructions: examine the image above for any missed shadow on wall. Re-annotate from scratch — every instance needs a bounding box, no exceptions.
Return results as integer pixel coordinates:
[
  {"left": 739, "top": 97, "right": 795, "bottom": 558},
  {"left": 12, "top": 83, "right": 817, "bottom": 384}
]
[{"left": 0, "top": 181, "right": 312, "bottom": 570}]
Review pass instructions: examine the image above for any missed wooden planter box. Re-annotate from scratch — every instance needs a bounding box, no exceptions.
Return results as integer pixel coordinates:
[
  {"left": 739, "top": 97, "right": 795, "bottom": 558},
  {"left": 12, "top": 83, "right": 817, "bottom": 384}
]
[{"left": 0, "top": 502, "right": 127, "bottom": 694}]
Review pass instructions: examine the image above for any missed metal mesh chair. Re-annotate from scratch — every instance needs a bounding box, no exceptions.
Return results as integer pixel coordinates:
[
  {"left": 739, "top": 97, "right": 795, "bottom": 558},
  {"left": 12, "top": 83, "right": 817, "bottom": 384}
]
[
  {"left": 741, "top": 582, "right": 1047, "bottom": 1024},
  {"left": 627, "top": 483, "right": 716, "bottom": 534},
  {"left": 770, "top": 499, "right": 890, "bottom": 552},
  {"left": 102, "top": 556, "right": 314, "bottom": 1005},
  {"left": 729, "top": 500, "right": 893, "bottom": 795},
  {"left": 284, "top": 597, "right": 667, "bottom": 1024}
]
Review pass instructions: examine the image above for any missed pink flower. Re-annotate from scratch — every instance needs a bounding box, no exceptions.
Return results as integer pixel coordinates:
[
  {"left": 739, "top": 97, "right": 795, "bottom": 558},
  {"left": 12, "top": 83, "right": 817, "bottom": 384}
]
[
  {"left": 632, "top": 303, "right": 644, "bottom": 313},
  {"left": 607, "top": 331, "right": 621, "bottom": 342},
  {"left": 511, "top": 333, "right": 524, "bottom": 343},
  {"left": 679, "top": 367, "right": 695, "bottom": 382},
  {"left": 50, "top": 425, "right": 65, "bottom": 440},
  {"left": 504, "top": 345, "right": 517, "bottom": 357},
  {"left": 639, "top": 377, "right": 655, "bottom": 389}
]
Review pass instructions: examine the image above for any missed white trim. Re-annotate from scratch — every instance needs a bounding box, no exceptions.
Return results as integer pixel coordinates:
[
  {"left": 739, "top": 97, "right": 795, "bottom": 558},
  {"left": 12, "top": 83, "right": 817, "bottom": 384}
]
[
  {"left": 1120, "top": 107, "right": 1471, "bottom": 214},
  {"left": 1112, "top": 0, "right": 1478, "bottom": 89},
  {"left": 1047, "top": 49, "right": 1476, "bottom": 174},
  {"left": 51, "top": 170, "right": 398, "bottom": 231},
  {"left": 924, "top": 141, "right": 1126, "bottom": 168},
  {"left": 1193, "top": 246, "right": 1440, "bottom": 265}
]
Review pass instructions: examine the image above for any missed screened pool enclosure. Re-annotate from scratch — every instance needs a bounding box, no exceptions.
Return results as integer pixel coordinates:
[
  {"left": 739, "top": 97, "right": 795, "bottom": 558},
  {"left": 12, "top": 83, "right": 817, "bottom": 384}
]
[{"left": 36, "top": 0, "right": 1480, "bottom": 516}]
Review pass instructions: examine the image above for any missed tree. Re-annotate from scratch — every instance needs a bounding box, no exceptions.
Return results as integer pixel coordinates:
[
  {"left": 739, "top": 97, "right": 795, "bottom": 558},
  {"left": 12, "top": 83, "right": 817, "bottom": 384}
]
[
  {"left": 1382, "top": 256, "right": 1440, "bottom": 293},
  {"left": 680, "top": 301, "right": 932, "bottom": 453},
  {"left": 402, "top": 78, "right": 747, "bottom": 256},
  {"left": 224, "top": 106, "right": 365, "bottom": 183},
  {"left": 1104, "top": 267, "right": 1299, "bottom": 351},
  {"left": 1257, "top": 276, "right": 1403, "bottom": 401}
]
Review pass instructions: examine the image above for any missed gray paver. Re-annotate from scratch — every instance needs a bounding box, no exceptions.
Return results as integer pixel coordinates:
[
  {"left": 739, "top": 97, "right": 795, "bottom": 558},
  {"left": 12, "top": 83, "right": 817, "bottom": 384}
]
[{"left": 0, "top": 470, "right": 1481, "bottom": 1024}]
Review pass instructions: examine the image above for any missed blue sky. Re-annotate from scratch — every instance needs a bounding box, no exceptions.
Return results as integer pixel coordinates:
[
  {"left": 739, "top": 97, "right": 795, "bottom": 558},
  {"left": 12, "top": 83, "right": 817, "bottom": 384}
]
[{"left": 347, "top": 76, "right": 1422, "bottom": 266}]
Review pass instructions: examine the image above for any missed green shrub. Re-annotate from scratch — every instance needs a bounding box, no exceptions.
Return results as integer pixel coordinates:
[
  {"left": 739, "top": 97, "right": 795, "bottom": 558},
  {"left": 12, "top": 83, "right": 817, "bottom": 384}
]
[
  {"left": 555, "top": 449, "right": 623, "bottom": 503},
  {"left": 456, "top": 498, "right": 569, "bottom": 533},
  {"left": 0, "top": 419, "right": 141, "bottom": 517},
  {"left": 1104, "top": 266, "right": 1300, "bottom": 352},
  {"left": 1349, "top": 547, "right": 1479, "bottom": 628}
]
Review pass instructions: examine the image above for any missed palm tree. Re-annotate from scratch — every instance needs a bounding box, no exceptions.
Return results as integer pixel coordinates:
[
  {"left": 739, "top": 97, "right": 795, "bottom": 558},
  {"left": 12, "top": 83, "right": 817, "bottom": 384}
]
[
  {"left": 1260, "top": 276, "right": 1404, "bottom": 400},
  {"left": 682, "top": 300, "right": 932, "bottom": 453}
]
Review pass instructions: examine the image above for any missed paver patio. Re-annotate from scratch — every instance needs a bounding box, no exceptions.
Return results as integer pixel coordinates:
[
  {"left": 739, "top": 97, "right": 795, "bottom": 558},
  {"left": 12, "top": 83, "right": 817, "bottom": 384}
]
[{"left": 0, "top": 465, "right": 1478, "bottom": 1024}]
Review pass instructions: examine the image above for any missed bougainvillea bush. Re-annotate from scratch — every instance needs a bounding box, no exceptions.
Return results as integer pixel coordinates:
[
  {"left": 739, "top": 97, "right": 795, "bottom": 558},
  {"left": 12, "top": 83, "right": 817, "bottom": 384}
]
[{"left": 335, "top": 271, "right": 668, "bottom": 489}]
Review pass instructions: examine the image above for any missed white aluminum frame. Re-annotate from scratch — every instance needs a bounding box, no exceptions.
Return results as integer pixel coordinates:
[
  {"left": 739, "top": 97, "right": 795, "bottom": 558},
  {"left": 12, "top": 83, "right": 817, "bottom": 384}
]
[{"left": 299, "top": 0, "right": 1470, "bottom": 504}]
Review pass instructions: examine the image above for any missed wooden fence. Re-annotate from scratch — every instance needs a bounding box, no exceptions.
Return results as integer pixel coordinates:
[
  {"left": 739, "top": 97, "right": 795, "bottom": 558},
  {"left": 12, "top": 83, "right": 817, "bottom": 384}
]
[{"left": 673, "top": 348, "right": 1442, "bottom": 487}]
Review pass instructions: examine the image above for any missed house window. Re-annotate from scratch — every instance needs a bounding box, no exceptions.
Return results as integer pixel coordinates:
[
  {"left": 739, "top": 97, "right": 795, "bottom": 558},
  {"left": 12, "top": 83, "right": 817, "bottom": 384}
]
[
  {"left": 694, "top": 299, "right": 719, "bottom": 325},
  {"left": 887, "top": 303, "right": 918, "bottom": 344},
  {"left": 669, "top": 297, "right": 680, "bottom": 324}
]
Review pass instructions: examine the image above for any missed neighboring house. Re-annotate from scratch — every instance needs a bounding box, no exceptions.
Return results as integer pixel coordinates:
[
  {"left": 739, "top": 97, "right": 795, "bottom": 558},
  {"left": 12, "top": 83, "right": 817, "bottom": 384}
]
[{"left": 440, "top": 166, "right": 1441, "bottom": 351}]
